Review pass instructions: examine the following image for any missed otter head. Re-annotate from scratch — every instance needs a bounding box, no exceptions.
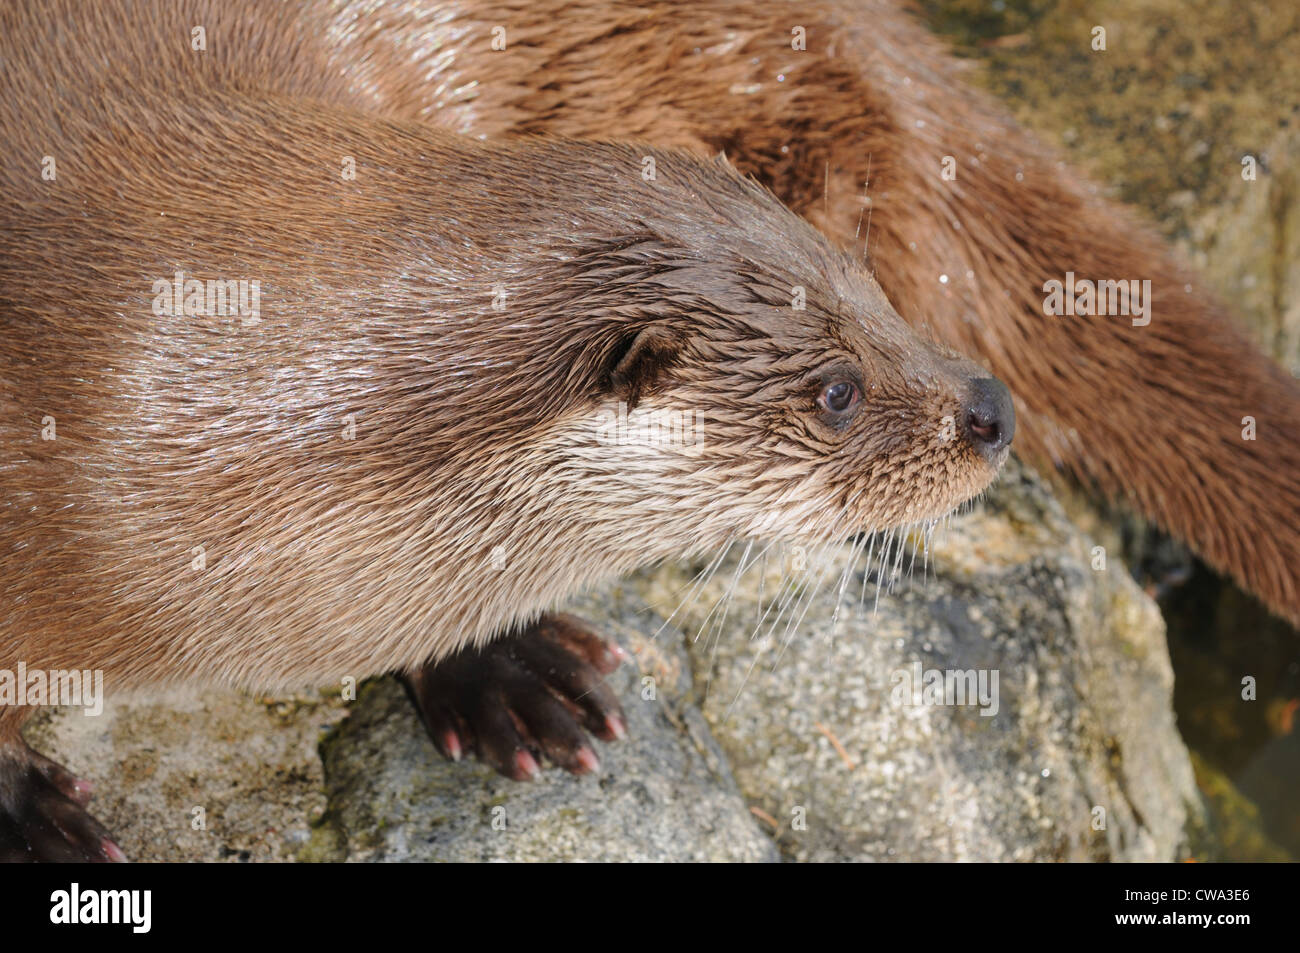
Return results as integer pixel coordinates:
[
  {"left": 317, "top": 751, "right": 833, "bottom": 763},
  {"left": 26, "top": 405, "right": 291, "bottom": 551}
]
[
  {"left": 589, "top": 267, "right": 1012, "bottom": 551},
  {"left": 548, "top": 152, "right": 1015, "bottom": 564},
  {"left": 423, "top": 144, "right": 1014, "bottom": 635}
]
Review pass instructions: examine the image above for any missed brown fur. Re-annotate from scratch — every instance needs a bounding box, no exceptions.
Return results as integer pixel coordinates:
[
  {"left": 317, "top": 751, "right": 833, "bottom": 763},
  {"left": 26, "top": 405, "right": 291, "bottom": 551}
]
[
  {"left": 0, "top": 1, "right": 1005, "bottom": 752},
  {"left": 273, "top": 0, "right": 1299, "bottom": 626}
]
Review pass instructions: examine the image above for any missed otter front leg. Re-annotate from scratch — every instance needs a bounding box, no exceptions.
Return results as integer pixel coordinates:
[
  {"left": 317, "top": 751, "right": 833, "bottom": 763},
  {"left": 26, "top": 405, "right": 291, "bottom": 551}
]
[
  {"left": 0, "top": 711, "right": 124, "bottom": 862},
  {"left": 402, "top": 614, "right": 629, "bottom": 780}
]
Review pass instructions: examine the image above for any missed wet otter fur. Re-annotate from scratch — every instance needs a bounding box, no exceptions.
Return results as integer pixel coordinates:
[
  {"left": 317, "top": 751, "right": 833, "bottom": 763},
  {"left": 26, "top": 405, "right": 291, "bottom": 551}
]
[
  {"left": 0, "top": 1, "right": 1012, "bottom": 859},
  {"left": 289, "top": 0, "right": 1300, "bottom": 627}
]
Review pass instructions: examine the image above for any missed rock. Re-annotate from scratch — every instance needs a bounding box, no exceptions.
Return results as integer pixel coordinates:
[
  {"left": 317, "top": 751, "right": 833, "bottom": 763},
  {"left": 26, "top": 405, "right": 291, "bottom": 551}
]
[
  {"left": 643, "top": 458, "right": 1203, "bottom": 861},
  {"left": 1191, "top": 752, "right": 1291, "bottom": 862},
  {"left": 24, "top": 688, "right": 343, "bottom": 862}
]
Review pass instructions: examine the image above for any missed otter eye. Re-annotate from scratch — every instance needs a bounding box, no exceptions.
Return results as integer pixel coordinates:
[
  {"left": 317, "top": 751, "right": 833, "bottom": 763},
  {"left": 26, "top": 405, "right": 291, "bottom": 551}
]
[{"left": 819, "top": 380, "right": 860, "bottom": 414}]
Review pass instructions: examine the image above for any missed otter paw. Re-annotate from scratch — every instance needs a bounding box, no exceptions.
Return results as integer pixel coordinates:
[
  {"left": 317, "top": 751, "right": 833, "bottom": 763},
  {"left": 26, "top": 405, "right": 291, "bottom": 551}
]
[
  {"left": 403, "top": 613, "right": 629, "bottom": 781},
  {"left": 0, "top": 744, "right": 125, "bottom": 862}
]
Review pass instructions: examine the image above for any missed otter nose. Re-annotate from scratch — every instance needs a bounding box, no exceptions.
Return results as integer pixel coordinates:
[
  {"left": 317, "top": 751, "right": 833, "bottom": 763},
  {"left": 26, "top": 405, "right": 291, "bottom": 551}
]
[{"left": 964, "top": 377, "right": 1015, "bottom": 454}]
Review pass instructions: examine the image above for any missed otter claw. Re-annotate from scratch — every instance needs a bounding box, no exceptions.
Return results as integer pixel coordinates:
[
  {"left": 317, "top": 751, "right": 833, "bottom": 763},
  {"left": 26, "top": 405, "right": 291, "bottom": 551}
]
[
  {"left": 403, "top": 613, "right": 629, "bottom": 780},
  {"left": 0, "top": 743, "right": 122, "bottom": 862}
]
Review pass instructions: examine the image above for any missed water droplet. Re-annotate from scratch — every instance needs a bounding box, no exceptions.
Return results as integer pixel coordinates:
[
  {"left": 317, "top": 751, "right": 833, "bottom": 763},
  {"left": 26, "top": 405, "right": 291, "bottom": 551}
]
[{"left": 939, "top": 274, "right": 949, "bottom": 284}]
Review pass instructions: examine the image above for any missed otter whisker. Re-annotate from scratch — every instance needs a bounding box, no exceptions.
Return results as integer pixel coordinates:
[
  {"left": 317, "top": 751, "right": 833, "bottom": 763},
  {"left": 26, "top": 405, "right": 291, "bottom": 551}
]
[
  {"left": 889, "top": 525, "right": 908, "bottom": 593},
  {"left": 752, "top": 566, "right": 803, "bottom": 646},
  {"left": 831, "top": 530, "right": 871, "bottom": 624},
  {"left": 652, "top": 534, "right": 737, "bottom": 642},
  {"left": 872, "top": 528, "right": 897, "bottom": 614},
  {"left": 766, "top": 495, "right": 864, "bottom": 674},
  {"left": 769, "top": 535, "right": 842, "bottom": 673},
  {"left": 859, "top": 530, "right": 880, "bottom": 606},
  {"left": 699, "top": 539, "right": 755, "bottom": 700},
  {"left": 861, "top": 154, "right": 874, "bottom": 266},
  {"left": 743, "top": 491, "right": 858, "bottom": 648},
  {"left": 722, "top": 563, "right": 804, "bottom": 716},
  {"left": 690, "top": 538, "right": 751, "bottom": 646}
]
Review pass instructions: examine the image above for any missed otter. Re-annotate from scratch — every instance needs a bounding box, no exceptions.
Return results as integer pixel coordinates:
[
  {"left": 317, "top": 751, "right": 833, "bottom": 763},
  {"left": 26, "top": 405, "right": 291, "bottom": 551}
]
[
  {"left": 0, "top": 1, "right": 1013, "bottom": 859},
  {"left": 278, "top": 0, "right": 1300, "bottom": 628}
]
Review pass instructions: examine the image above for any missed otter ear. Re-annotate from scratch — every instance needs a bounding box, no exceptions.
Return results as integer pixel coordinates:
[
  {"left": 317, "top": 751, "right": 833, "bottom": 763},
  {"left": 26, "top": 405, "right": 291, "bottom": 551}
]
[{"left": 608, "top": 324, "right": 684, "bottom": 409}]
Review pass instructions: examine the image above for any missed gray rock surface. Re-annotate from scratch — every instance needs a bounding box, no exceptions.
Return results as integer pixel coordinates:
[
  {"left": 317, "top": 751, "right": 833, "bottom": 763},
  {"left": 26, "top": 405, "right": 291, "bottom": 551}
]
[
  {"left": 657, "top": 459, "right": 1202, "bottom": 861},
  {"left": 26, "top": 458, "right": 1203, "bottom": 861},
  {"left": 24, "top": 687, "right": 340, "bottom": 862}
]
